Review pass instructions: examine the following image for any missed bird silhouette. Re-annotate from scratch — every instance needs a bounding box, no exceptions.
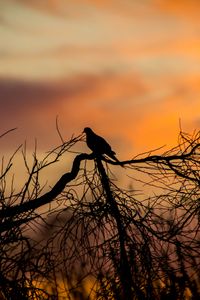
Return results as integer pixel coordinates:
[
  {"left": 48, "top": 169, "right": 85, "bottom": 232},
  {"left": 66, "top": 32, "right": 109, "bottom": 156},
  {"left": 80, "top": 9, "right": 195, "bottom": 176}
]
[{"left": 83, "top": 127, "right": 121, "bottom": 163}]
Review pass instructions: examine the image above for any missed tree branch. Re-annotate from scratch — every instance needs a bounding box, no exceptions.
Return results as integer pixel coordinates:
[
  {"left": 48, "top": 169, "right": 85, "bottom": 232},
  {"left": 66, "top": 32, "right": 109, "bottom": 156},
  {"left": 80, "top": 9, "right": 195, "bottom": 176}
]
[{"left": 0, "top": 153, "right": 94, "bottom": 221}]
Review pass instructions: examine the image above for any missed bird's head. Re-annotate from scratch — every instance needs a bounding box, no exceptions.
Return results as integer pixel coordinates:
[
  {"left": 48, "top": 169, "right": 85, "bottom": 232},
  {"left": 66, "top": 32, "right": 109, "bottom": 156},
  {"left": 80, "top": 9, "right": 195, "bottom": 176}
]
[{"left": 83, "top": 127, "right": 93, "bottom": 134}]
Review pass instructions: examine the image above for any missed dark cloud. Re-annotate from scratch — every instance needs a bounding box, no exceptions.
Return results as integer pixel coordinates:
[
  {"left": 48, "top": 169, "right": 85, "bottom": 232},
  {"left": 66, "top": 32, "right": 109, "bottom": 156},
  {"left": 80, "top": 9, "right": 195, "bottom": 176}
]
[
  {"left": 0, "top": 77, "right": 86, "bottom": 111},
  {"left": 0, "top": 79, "right": 53, "bottom": 110},
  {"left": 0, "top": 74, "right": 106, "bottom": 148},
  {"left": 0, "top": 75, "right": 99, "bottom": 120}
]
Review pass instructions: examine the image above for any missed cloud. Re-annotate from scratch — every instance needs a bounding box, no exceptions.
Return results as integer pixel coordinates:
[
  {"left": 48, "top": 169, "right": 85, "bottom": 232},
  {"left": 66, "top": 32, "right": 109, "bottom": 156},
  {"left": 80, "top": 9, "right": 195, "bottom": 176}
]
[
  {"left": 0, "top": 71, "right": 147, "bottom": 152},
  {"left": 0, "top": 74, "right": 99, "bottom": 115},
  {"left": 0, "top": 75, "right": 98, "bottom": 147},
  {"left": 1, "top": 0, "right": 200, "bottom": 155}
]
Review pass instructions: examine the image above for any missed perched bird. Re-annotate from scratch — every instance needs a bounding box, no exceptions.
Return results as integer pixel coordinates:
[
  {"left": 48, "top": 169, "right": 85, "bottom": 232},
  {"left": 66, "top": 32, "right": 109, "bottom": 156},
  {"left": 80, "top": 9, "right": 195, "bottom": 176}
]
[{"left": 83, "top": 127, "right": 120, "bottom": 163}]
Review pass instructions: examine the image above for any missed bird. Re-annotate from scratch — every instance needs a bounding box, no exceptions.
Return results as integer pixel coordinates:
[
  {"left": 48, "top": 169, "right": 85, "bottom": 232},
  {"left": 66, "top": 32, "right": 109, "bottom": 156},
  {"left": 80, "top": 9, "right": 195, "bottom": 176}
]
[{"left": 83, "top": 127, "right": 121, "bottom": 164}]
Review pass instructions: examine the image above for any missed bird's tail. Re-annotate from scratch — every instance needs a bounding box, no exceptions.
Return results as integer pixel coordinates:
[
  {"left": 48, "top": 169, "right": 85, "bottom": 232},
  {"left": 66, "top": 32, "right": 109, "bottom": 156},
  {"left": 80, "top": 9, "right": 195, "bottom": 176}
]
[{"left": 109, "top": 151, "right": 124, "bottom": 167}]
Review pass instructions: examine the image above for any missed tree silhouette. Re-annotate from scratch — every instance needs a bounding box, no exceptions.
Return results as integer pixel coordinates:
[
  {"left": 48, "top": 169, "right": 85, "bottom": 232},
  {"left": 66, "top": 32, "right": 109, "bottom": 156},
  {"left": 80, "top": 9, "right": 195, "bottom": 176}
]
[{"left": 0, "top": 127, "right": 200, "bottom": 299}]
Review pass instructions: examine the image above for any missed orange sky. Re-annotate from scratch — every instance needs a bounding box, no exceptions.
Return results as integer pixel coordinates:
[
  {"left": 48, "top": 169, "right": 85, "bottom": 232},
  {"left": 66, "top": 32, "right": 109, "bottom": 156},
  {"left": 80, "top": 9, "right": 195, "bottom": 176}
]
[{"left": 1, "top": 0, "right": 200, "bottom": 179}]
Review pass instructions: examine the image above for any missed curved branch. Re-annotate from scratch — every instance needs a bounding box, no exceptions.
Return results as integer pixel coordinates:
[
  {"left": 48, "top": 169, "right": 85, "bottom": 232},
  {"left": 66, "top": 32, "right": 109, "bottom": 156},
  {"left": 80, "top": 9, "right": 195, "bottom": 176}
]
[
  {"left": 0, "top": 153, "right": 94, "bottom": 221},
  {"left": 1, "top": 140, "right": 200, "bottom": 233}
]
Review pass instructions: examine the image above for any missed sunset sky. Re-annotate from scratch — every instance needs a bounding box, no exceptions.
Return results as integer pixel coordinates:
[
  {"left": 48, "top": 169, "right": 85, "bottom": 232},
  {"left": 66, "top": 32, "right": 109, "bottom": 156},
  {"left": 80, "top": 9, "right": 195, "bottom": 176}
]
[{"left": 1, "top": 0, "right": 200, "bottom": 184}]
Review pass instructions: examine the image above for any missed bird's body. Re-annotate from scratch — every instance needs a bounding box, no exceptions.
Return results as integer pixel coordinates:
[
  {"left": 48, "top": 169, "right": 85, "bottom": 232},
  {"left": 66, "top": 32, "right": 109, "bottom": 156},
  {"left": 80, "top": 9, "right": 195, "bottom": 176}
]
[{"left": 83, "top": 127, "right": 120, "bottom": 163}]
